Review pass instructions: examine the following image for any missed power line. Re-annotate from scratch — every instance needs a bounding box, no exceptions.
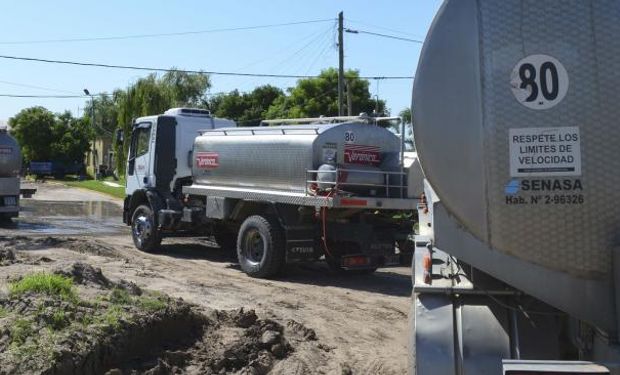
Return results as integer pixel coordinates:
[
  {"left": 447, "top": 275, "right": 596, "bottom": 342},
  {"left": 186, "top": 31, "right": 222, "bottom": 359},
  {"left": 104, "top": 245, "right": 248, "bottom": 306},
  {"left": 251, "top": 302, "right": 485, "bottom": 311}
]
[
  {"left": 0, "top": 19, "right": 335, "bottom": 45},
  {"left": 346, "top": 19, "right": 423, "bottom": 39},
  {"left": 0, "top": 79, "right": 81, "bottom": 95},
  {"left": 0, "top": 54, "right": 414, "bottom": 80},
  {"left": 0, "top": 94, "right": 87, "bottom": 98},
  {"left": 344, "top": 28, "right": 424, "bottom": 44}
]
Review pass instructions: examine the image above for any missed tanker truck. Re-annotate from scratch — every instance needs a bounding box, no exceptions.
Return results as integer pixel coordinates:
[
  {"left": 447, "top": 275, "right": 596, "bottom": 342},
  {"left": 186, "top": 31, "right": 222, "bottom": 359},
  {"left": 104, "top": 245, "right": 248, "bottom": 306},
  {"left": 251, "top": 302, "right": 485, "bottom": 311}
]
[
  {"left": 122, "top": 107, "right": 420, "bottom": 278},
  {"left": 409, "top": 1, "right": 620, "bottom": 374},
  {"left": 0, "top": 127, "right": 35, "bottom": 221}
]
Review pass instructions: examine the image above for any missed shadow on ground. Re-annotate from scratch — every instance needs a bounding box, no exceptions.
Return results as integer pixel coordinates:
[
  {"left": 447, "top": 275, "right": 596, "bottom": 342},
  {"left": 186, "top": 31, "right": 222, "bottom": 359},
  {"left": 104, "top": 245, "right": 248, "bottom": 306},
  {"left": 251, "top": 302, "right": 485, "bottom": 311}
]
[{"left": 159, "top": 240, "right": 412, "bottom": 298}]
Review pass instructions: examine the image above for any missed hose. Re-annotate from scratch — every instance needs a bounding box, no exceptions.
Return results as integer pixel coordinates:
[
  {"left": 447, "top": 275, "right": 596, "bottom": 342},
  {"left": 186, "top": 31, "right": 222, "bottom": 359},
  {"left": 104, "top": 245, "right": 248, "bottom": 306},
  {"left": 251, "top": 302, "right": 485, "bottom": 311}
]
[{"left": 321, "top": 190, "right": 334, "bottom": 258}]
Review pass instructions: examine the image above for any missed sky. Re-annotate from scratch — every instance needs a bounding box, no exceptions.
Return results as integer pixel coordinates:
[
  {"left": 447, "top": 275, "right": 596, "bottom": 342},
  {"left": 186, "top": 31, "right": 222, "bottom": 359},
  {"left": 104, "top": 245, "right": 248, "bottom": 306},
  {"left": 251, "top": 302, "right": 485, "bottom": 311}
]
[{"left": 0, "top": 0, "right": 443, "bottom": 123}]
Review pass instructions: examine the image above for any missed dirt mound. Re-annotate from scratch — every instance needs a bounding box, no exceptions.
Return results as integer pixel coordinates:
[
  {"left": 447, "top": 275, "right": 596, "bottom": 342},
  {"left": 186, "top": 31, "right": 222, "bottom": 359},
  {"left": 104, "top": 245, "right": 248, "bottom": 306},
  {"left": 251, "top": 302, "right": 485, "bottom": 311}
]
[
  {"left": 0, "top": 248, "right": 16, "bottom": 265},
  {"left": 0, "top": 264, "right": 323, "bottom": 375},
  {"left": 54, "top": 262, "right": 141, "bottom": 295},
  {"left": 0, "top": 236, "right": 122, "bottom": 258},
  {"left": 114, "top": 308, "right": 297, "bottom": 374}
]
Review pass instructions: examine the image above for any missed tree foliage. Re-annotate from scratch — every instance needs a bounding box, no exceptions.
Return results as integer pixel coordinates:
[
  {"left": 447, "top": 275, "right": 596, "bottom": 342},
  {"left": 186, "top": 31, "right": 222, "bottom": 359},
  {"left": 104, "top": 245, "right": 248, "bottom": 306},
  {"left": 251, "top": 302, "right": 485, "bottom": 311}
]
[
  {"left": 113, "top": 70, "right": 211, "bottom": 173},
  {"left": 83, "top": 94, "right": 118, "bottom": 136},
  {"left": 209, "top": 85, "right": 283, "bottom": 126},
  {"left": 399, "top": 107, "right": 411, "bottom": 124},
  {"left": 9, "top": 107, "right": 91, "bottom": 164},
  {"left": 264, "top": 68, "right": 386, "bottom": 119}
]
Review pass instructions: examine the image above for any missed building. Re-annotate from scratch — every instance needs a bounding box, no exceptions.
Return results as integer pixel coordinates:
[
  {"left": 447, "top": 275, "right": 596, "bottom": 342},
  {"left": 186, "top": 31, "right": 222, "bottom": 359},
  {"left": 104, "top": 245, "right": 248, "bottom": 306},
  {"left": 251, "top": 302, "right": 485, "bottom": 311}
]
[{"left": 85, "top": 134, "right": 115, "bottom": 178}]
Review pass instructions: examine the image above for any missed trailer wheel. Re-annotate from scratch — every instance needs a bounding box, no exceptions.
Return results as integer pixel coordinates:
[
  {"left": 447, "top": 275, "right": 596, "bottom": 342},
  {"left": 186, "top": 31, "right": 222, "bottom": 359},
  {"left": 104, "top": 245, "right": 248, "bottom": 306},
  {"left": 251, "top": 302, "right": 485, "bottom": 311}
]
[
  {"left": 237, "top": 215, "right": 285, "bottom": 278},
  {"left": 131, "top": 204, "right": 162, "bottom": 253}
]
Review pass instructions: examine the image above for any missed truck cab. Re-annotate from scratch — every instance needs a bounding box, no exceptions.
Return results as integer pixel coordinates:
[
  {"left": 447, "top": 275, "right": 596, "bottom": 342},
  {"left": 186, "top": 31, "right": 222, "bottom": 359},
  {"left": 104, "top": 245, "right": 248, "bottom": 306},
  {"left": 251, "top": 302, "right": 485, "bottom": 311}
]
[{"left": 123, "top": 108, "right": 235, "bottom": 249}]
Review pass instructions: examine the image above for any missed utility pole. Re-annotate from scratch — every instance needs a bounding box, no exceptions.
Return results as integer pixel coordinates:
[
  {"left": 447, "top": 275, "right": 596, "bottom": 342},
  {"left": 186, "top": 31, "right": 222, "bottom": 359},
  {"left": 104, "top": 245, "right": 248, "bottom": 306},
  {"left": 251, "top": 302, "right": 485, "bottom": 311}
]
[
  {"left": 346, "top": 79, "right": 353, "bottom": 116},
  {"left": 338, "top": 11, "right": 344, "bottom": 116}
]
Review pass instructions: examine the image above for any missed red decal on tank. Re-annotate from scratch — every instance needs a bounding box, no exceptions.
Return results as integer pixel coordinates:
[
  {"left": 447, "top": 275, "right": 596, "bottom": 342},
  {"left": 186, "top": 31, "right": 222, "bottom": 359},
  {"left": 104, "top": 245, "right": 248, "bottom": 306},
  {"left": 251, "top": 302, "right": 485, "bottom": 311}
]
[
  {"left": 344, "top": 145, "right": 381, "bottom": 166},
  {"left": 196, "top": 152, "right": 219, "bottom": 169}
]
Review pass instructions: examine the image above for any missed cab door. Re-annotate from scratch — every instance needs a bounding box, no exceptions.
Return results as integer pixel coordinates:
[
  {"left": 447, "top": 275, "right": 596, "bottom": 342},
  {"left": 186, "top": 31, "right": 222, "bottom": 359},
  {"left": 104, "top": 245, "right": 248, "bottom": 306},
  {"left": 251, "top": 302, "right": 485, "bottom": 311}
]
[{"left": 126, "top": 122, "right": 154, "bottom": 195}]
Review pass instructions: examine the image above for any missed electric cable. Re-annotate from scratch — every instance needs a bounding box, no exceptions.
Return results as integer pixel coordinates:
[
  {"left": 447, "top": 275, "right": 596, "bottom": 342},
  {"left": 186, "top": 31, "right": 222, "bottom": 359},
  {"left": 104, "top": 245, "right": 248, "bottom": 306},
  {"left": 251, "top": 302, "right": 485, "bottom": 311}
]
[
  {"left": 0, "top": 19, "right": 335, "bottom": 45},
  {"left": 0, "top": 54, "right": 414, "bottom": 80}
]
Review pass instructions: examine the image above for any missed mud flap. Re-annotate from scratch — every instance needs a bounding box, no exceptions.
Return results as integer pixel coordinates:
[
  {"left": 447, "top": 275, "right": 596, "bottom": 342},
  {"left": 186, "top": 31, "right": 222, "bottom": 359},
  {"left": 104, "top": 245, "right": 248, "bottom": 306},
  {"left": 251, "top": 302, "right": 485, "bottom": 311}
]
[
  {"left": 284, "top": 227, "right": 319, "bottom": 263},
  {"left": 413, "top": 292, "right": 511, "bottom": 375}
]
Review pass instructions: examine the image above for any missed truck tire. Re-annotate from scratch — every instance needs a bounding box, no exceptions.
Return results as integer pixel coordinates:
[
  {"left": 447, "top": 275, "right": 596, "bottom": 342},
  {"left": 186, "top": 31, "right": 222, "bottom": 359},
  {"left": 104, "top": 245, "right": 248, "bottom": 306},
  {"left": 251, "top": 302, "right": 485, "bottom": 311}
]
[
  {"left": 237, "top": 215, "right": 285, "bottom": 278},
  {"left": 131, "top": 204, "right": 162, "bottom": 253}
]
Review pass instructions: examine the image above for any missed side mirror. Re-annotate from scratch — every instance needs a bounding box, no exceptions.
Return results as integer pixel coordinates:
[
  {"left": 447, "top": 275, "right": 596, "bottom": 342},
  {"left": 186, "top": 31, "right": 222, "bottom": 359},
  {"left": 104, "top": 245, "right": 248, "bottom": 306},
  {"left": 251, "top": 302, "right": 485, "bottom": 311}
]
[{"left": 115, "top": 129, "right": 124, "bottom": 146}]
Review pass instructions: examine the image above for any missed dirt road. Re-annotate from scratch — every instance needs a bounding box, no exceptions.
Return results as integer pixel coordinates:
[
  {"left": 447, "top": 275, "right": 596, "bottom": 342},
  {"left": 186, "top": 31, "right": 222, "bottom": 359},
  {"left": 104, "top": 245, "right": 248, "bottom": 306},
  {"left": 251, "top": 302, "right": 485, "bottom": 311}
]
[{"left": 2, "top": 182, "right": 412, "bottom": 374}]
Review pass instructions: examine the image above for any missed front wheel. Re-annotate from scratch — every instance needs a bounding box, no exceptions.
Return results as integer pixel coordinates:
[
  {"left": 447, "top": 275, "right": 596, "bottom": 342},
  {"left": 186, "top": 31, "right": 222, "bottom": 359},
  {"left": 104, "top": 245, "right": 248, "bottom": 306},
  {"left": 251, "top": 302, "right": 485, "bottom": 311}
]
[
  {"left": 237, "top": 215, "right": 285, "bottom": 278},
  {"left": 131, "top": 204, "right": 162, "bottom": 253}
]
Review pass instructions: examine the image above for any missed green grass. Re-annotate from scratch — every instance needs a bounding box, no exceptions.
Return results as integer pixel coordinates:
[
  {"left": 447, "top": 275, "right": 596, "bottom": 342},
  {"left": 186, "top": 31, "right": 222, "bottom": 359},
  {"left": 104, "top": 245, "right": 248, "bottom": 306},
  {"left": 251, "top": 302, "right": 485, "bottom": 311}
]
[
  {"left": 138, "top": 296, "right": 167, "bottom": 312},
  {"left": 10, "top": 318, "right": 34, "bottom": 346},
  {"left": 96, "top": 305, "right": 125, "bottom": 330},
  {"left": 9, "top": 273, "right": 76, "bottom": 301},
  {"left": 0, "top": 306, "right": 8, "bottom": 318},
  {"left": 109, "top": 288, "right": 132, "bottom": 305},
  {"left": 62, "top": 178, "right": 125, "bottom": 199}
]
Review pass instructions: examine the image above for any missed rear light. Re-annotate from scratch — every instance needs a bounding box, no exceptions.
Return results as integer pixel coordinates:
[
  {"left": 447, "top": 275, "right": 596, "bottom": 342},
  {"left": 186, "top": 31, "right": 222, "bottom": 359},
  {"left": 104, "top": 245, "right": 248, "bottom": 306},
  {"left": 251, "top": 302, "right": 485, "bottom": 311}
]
[
  {"left": 419, "top": 192, "right": 429, "bottom": 214},
  {"left": 422, "top": 251, "right": 432, "bottom": 284},
  {"left": 342, "top": 256, "right": 371, "bottom": 268}
]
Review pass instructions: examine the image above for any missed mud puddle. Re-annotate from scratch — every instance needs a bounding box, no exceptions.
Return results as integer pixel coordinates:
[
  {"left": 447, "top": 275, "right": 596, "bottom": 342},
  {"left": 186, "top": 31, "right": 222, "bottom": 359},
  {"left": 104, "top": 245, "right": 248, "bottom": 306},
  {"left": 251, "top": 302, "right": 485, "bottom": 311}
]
[{"left": 2, "top": 200, "right": 126, "bottom": 236}]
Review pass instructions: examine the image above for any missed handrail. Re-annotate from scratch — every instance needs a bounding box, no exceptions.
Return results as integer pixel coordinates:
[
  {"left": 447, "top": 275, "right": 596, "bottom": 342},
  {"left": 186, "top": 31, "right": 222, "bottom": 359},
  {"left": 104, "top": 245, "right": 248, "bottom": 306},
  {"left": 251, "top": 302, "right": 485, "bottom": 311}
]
[{"left": 305, "top": 168, "right": 407, "bottom": 199}]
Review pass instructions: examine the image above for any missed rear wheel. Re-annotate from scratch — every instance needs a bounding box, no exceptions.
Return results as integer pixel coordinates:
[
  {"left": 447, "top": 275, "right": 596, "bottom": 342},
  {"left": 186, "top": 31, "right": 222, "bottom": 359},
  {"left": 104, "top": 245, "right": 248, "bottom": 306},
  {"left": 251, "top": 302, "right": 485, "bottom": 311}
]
[
  {"left": 237, "top": 215, "right": 285, "bottom": 278},
  {"left": 131, "top": 204, "right": 162, "bottom": 253}
]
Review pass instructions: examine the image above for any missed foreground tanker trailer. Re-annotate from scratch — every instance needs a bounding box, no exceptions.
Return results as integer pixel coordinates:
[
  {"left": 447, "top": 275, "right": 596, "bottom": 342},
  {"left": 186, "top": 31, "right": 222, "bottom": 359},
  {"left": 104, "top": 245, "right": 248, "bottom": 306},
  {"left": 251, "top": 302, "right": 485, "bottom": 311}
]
[
  {"left": 409, "top": 0, "right": 620, "bottom": 374},
  {"left": 0, "top": 127, "right": 34, "bottom": 220},
  {"left": 123, "top": 108, "right": 420, "bottom": 278}
]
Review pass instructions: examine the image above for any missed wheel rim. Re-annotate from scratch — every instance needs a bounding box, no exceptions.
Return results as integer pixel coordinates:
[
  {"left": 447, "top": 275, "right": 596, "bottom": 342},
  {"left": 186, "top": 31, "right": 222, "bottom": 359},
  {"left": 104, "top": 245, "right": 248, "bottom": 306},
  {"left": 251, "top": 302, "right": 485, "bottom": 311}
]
[
  {"left": 133, "top": 213, "right": 152, "bottom": 246},
  {"left": 243, "top": 229, "right": 265, "bottom": 265}
]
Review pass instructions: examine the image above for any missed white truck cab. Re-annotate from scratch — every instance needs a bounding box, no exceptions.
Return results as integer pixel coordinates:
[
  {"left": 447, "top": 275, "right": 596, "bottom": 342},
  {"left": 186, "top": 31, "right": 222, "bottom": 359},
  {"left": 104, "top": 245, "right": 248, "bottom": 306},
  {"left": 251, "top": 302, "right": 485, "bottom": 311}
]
[
  {"left": 125, "top": 108, "right": 235, "bottom": 196},
  {"left": 123, "top": 108, "right": 235, "bottom": 233}
]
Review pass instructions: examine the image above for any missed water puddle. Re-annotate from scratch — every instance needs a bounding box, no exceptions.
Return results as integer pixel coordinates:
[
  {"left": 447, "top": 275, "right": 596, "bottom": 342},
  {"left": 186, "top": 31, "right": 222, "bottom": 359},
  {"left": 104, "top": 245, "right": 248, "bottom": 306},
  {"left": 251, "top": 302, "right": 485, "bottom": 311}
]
[{"left": 1, "top": 200, "right": 127, "bottom": 235}]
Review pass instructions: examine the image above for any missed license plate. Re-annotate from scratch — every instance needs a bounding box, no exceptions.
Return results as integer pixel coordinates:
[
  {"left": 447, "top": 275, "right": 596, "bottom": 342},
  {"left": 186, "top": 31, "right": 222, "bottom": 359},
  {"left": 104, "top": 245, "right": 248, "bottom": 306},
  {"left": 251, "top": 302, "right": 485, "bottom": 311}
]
[
  {"left": 3, "top": 196, "right": 16, "bottom": 206},
  {"left": 384, "top": 254, "right": 400, "bottom": 266}
]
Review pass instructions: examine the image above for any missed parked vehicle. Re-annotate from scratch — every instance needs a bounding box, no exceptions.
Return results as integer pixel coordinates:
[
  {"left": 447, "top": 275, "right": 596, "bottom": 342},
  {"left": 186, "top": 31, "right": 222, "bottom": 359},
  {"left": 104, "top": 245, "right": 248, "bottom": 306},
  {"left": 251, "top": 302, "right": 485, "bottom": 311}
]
[
  {"left": 122, "top": 107, "right": 421, "bottom": 278},
  {"left": 409, "top": 1, "right": 619, "bottom": 374},
  {"left": 29, "top": 160, "right": 84, "bottom": 179},
  {"left": 0, "top": 128, "right": 35, "bottom": 220}
]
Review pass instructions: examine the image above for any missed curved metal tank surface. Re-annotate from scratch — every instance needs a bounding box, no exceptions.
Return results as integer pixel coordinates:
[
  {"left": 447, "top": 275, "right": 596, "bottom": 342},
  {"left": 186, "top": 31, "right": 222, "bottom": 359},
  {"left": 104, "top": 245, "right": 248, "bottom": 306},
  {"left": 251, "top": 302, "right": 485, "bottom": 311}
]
[
  {"left": 414, "top": 0, "right": 620, "bottom": 281},
  {"left": 192, "top": 123, "right": 401, "bottom": 194},
  {"left": 0, "top": 129, "right": 22, "bottom": 177}
]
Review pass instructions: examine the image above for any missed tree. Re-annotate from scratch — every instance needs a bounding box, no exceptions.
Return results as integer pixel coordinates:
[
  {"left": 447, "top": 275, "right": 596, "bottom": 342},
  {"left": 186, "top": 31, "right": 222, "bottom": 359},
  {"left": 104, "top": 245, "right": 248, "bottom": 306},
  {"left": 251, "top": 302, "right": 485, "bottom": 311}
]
[
  {"left": 399, "top": 107, "right": 411, "bottom": 125},
  {"left": 9, "top": 107, "right": 56, "bottom": 162},
  {"left": 113, "top": 70, "right": 211, "bottom": 173},
  {"left": 83, "top": 94, "right": 118, "bottom": 136},
  {"left": 52, "top": 111, "right": 91, "bottom": 163},
  {"left": 264, "top": 68, "right": 386, "bottom": 119},
  {"left": 9, "top": 107, "right": 91, "bottom": 164},
  {"left": 209, "top": 85, "right": 284, "bottom": 126}
]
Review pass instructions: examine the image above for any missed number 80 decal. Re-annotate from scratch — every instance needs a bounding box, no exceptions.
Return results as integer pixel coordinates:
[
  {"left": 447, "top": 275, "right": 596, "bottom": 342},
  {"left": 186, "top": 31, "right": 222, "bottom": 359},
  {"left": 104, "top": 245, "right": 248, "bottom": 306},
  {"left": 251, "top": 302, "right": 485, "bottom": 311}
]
[{"left": 510, "top": 54, "right": 569, "bottom": 110}]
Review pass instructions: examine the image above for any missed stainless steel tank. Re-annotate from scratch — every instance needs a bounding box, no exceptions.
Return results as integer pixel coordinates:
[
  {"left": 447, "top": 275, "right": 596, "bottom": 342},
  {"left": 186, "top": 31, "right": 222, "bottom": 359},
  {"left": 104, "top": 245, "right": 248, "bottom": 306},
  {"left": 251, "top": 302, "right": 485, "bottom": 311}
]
[
  {"left": 413, "top": 0, "right": 620, "bottom": 329},
  {"left": 192, "top": 123, "right": 402, "bottom": 195},
  {"left": 0, "top": 129, "right": 21, "bottom": 177}
]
